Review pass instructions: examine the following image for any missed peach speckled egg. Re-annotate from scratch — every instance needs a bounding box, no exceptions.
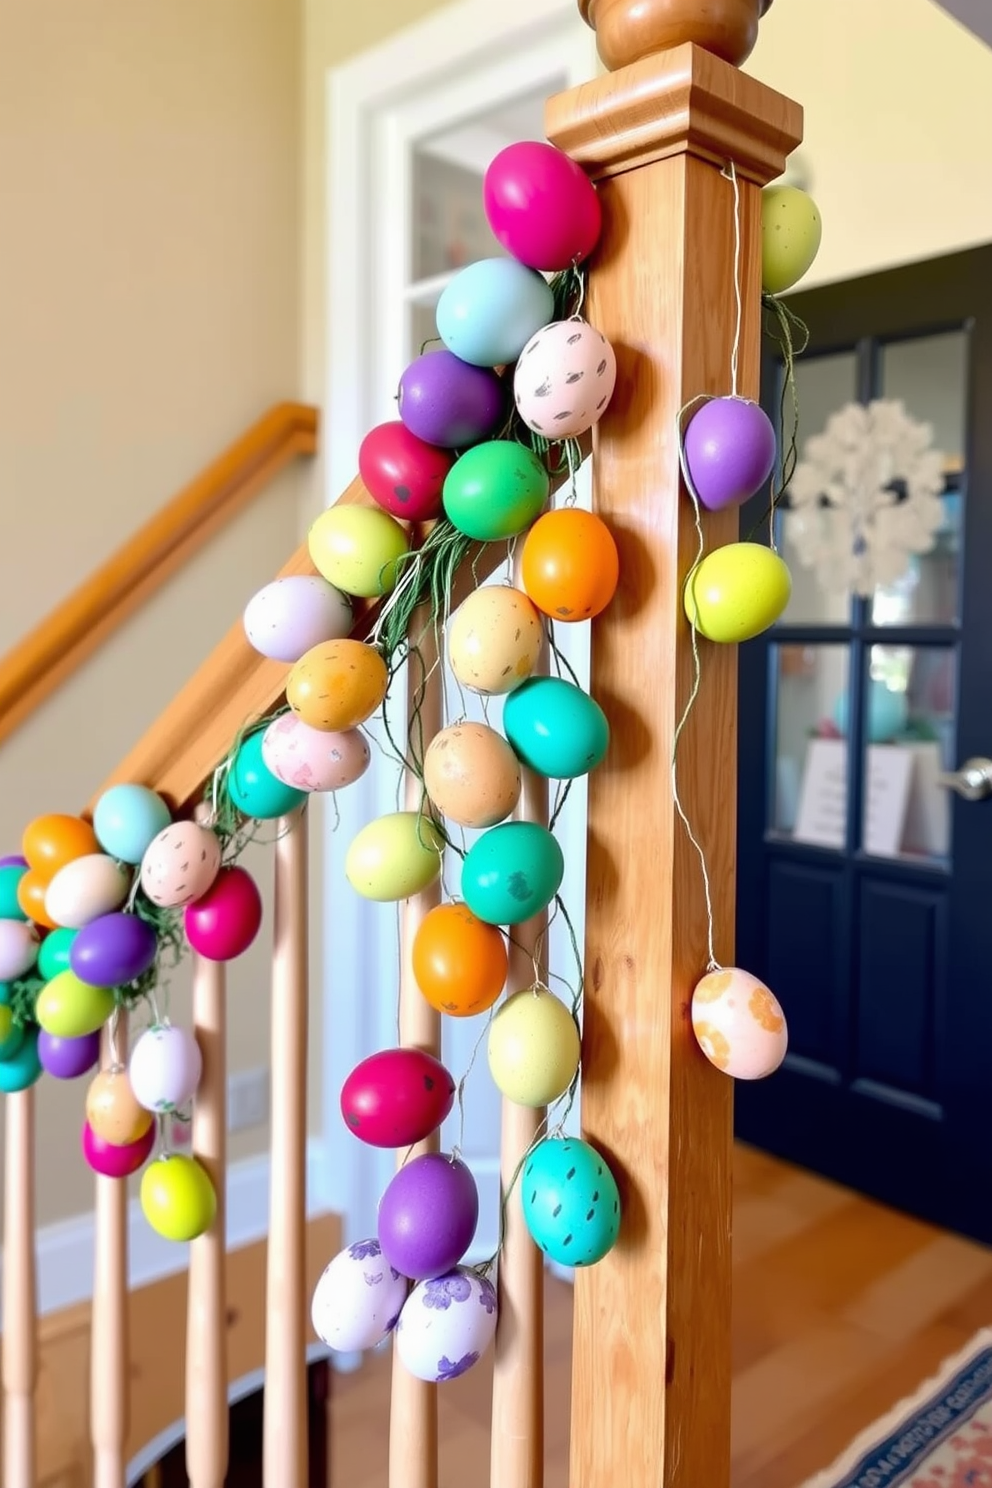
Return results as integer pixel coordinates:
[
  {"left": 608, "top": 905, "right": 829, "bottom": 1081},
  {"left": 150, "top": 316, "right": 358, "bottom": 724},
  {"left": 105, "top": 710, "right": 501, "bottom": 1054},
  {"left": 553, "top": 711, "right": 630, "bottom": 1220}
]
[
  {"left": 513, "top": 319, "right": 617, "bottom": 439},
  {"left": 140, "top": 823, "right": 222, "bottom": 909},
  {"left": 447, "top": 586, "right": 544, "bottom": 696},
  {"left": 262, "top": 714, "right": 370, "bottom": 794},
  {"left": 423, "top": 723, "right": 521, "bottom": 828},
  {"left": 691, "top": 966, "right": 788, "bottom": 1080}
]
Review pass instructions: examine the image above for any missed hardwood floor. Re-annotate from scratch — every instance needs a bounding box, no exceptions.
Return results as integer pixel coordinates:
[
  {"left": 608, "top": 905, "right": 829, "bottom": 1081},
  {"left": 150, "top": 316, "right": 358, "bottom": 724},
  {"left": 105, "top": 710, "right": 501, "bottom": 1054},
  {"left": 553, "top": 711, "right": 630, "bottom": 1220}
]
[{"left": 327, "top": 1143, "right": 992, "bottom": 1488}]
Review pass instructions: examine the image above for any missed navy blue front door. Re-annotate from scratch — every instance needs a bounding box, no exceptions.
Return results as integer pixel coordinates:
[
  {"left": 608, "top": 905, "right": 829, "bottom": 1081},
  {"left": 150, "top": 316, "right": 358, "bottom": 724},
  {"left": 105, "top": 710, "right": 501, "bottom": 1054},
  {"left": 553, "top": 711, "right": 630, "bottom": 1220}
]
[{"left": 735, "top": 245, "right": 992, "bottom": 1243}]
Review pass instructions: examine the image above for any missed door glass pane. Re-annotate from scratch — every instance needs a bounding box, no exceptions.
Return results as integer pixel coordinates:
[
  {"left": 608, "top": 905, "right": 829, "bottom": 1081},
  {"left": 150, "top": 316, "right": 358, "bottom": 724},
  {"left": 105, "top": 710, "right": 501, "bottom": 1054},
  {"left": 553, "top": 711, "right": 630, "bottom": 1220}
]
[
  {"left": 411, "top": 150, "right": 503, "bottom": 283},
  {"left": 859, "top": 644, "right": 956, "bottom": 863},
  {"left": 870, "top": 330, "right": 968, "bottom": 626},
  {"left": 410, "top": 301, "right": 441, "bottom": 358},
  {"left": 772, "top": 644, "right": 850, "bottom": 848}
]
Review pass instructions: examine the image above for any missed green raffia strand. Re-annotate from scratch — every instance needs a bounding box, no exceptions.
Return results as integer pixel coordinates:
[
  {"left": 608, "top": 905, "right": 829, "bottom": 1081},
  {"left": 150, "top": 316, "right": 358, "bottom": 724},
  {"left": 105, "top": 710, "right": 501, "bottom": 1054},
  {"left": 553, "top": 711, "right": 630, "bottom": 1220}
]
[
  {"left": 10, "top": 975, "right": 42, "bottom": 1029},
  {"left": 746, "top": 292, "right": 811, "bottom": 543},
  {"left": 376, "top": 522, "right": 476, "bottom": 665}
]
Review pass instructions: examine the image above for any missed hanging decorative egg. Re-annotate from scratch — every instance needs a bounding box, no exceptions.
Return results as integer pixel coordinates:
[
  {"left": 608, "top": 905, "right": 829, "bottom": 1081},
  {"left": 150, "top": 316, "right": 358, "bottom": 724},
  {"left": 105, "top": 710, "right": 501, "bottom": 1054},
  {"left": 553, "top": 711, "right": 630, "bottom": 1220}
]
[
  {"left": 226, "top": 730, "right": 307, "bottom": 821},
  {"left": 359, "top": 422, "right": 454, "bottom": 523},
  {"left": 82, "top": 1120, "right": 155, "bottom": 1179},
  {"left": 129, "top": 1025, "right": 203, "bottom": 1112},
  {"left": 22, "top": 814, "right": 99, "bottom": 877},
  {"left": 140, "top": 822, "right": 222, "bottom": 909},
  {"left": 461, "top": 822, "right": 564, "bottom": 926},
  {"left": 683, "top": 397, "right": 777, "bottom": 512},
  {"left": 92, "top": 785, "right": 172, "bottom": 866},
  {"left": 340, "top": 1048, "right": 455, "bottom": 1148},
  {"left": 140, "top": 1155, "right": 217, "bottom": 1241},
  {"left": 514, "top": 320, "right": 617, "bottom": 438},
  {"left": 38, "top": 1028, "right": 101, "bottom": 1080},
  {"left": 502, "top": 676, "right": 610, "bottom": 779},
  {"left": 0, "top": 1030, "right": 42, "bottom": 1094},
  {"left": 377, "top": 1153, "right": 479, "bottom": 1280},
  {"left": 483, "top": 142, "right": 601, "bottom": 272},
  {"left": 0, "top": 863, "right": 28, "bottom": 920},
  {"left": 0, "top": 918, "right": 40, "bottom": 981},
  {"left": 308, "top": 505, "right": 410, "bottom": 600},
  {"left": 70, "top": 912, "right": 158, "bottom": 988},
  {"left": 395, "top": 1268, "right": 498, "bottom": 1383},
  {"left": 45, "top": 854, "right": 130, "bottom": 930},
  {"left": 0, "top": 1000, "right": 24, "bottom": 1062},
  {"left": 442, "top": 441, "right": 550, "bottom": 542},
  {"left": 520, "top": 507, "right": 619, "bottom": 622},
  {"left": 184, "top": 867, "right": 263, "bottom": 961},
  {"left": 37, "top": 926, "right": 77, "bottom": 980},
  {"left": 447, "top": 586, "right": 544, "bottom": 696},
  {"left": 16, "top": 869, "right": 59, "bottom": 929},
  {"left": 242, "top": 575, "right": 352, "bottom": 664},
  {"left": 261, "top": 715, "right": 371, "bottom": 794},
  {"left": 691, "top": 967, "right": 788, "bottom": 1079},
  {"left": 86, "top": 1068, "right": 154, "bottom": 1147},
  {"left": 286, "top": 639, "right": 388, "bottom": 732},
  {"left": 344, "top": 812, "right": 444, "bottom": 903},
  {"left": 35, "top": 970, "right": 115, "bottom": 1039},
  {"left": 412, "top": 903, "right": 508, "bottom": 1018},
  {"left": 436, "top": 258, "right": 555, "bottom": 368},
  {"left": 487, "top": 987, "right": 581, "bottom": 1106},
  {"left": 683, "top": 543, "right": 792, "bottom": 642},
  {"left": 761, "top": 185, "right": 822, "bottom": 296},
  {"left": 398, "top": 350, "right": 505, "bottom": 449},
  {"left": 522, "top": 1136, "right": 621, "bottom": 1265},
  {"left": 422, "top": 722, "right": 521, "bottom": 828},
  {"left": 311, "top": 1239, "right": 409, "bottom": 1353}
]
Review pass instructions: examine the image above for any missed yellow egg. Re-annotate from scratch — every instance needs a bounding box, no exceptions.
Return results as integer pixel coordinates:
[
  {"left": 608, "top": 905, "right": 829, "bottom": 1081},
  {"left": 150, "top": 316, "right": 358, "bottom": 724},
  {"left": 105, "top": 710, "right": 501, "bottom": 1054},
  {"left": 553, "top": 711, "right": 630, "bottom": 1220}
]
[
  {"left": 683, "top": 543, "right": 791, "bottom": 643},
  {"left": 286, "top": 639, "right": 388, "bottom": 731},
  {"left": 487, "top": 987, "right": 581, "bottom": 1107},
  {"left": 423, "top": 723, "right": 522, "bottom": 828},
  {"left": 140, "top": 1155, "right": 217, "bottom": 1242},
  {"left": 86, "top": 1068, "right": 154, "bottom": 1146},
  {"left": 762, "top": 185, "right": 822, "bottom": 296},
  {"left": 447, "top": 586, "right": 544, "bottom": 696},
  {"left": 35, "top": 971, "right": 115, "bottom": 1039},
  {"left": 691, "top": 967, "right": 788, "bottom": 1080},
  {"left": 345, "top": 811, "right": 444, "bottom": 902},
  {"left": 307, "top": 506, "right": 409, "bottom": 598}
]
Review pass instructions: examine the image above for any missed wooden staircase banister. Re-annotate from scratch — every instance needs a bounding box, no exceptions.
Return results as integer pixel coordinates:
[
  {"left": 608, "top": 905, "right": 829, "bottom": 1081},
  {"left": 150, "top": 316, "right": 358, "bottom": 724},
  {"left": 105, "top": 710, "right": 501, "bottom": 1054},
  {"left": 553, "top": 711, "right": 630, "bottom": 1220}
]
[{"left": 0, "top": 401, "right": 319, "bottom": 749}]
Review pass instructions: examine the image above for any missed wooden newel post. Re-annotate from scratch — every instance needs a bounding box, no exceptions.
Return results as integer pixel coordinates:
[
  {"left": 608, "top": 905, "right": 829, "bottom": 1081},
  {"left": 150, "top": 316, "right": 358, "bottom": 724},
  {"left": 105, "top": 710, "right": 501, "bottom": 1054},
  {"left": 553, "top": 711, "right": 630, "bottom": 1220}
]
[{"left": 546, "top": 16, "right": 801, "bottom": 1488}]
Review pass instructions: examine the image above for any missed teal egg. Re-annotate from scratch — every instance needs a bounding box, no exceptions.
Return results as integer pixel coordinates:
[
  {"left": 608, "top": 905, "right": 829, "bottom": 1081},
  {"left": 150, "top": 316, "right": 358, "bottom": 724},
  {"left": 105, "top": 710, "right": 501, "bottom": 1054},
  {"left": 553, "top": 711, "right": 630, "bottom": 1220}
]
[
  {"left": 503, "top": 677, "right": 609, "bottom": 779},
  {"left": 0, "top": 865, "right": 27, "bottom": 920},
  {"left": 522, "top": 1136, "right": 621, "bottom": 1266},
  {"left": 461, "top": 821, "right": 564, "bottom": 925},
  {"left": 0, "top": 1027, "right": 42, "bottom": 1094},
  {"left": 38, "top": 927, "right": 78, "bottom": 982},
  {"left": 436, "top": 257, "right": 554, "bottom": 369},
  {"left": 443, "top": 442, "right": 550, "bottom": 542},
  {"left": 93, "top": 783, "right": 172, "bottom": 864},
  {"left": 227, "top": 731, "right": 307, "bottom": 821}
]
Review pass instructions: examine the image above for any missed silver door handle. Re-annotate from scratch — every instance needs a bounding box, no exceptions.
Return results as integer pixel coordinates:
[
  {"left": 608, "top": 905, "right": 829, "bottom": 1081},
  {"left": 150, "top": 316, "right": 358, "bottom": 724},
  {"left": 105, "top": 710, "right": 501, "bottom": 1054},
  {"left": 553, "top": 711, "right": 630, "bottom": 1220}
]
[{"left": 936, "top": 757, "right": 992, "bottom": 802}]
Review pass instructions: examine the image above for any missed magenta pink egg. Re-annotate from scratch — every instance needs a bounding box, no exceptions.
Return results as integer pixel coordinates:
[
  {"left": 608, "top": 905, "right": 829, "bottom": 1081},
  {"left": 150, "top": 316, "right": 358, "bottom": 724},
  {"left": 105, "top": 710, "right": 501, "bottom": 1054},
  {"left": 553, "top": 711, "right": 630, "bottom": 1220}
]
[
  {"left": 82, "top": 1119, "right": 156, "bottom": 1178},
  {"left": 341, "top": 1049, "right": 456, "bottom": 1149},
  {"left": 359, "top": 421, "right": 454, "bottom": 522},
  {"left": 184, "top": 867, "right": 262, "bottom": 962},
  {"left": 261, "top": 715, "right": 371, "bottom": 794},
  {"left": 377, "top": 1153, "right": 479, "bottom": 1280},
  {"left": 683, "top": 396, "right": 777, "bottom": 512},
  {"left": 483, "top": 142, "right": 602, "bottom": 272}
]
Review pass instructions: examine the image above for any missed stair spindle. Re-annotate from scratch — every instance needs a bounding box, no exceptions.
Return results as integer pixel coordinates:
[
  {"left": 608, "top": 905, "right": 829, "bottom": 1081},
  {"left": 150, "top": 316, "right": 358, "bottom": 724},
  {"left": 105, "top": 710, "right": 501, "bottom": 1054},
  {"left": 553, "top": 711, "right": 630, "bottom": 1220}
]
[
  {"left": 3, "top": 1086, "right": 37, "bottom": 1488},
  {"left": 91, "top": 1016, "right": 129, "bottom": 1488}
]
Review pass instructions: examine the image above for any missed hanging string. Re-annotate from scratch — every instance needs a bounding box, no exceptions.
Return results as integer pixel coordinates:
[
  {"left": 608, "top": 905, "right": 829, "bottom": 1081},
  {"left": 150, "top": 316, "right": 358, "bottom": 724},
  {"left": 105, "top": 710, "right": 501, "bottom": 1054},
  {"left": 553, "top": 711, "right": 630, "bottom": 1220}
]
[
  {"left": 745, "top": 293, "right": 810, "bottom": 547},
  {"left": 721, "top": 161, "right": 743, "bottom": 400}
]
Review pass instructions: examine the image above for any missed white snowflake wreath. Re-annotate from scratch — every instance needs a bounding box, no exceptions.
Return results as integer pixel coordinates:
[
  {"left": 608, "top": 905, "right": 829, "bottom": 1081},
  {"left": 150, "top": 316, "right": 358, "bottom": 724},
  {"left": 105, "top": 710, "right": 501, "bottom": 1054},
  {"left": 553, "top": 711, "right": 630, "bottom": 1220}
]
[{"left": 785, "top": 398, "right": 946, "bottom": 597}]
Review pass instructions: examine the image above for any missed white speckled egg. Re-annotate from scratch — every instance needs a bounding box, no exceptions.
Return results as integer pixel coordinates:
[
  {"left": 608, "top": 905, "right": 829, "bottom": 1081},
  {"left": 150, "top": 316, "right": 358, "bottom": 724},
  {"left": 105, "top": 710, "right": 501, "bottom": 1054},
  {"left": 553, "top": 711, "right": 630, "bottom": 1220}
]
[
  {"left": 261, "top": 714, "right": 370, "bottom": 794},
  {"left": 129, "top": 1025, "right": 203, "bottom": 1112},
  {"left": 311, "top": 1239, "right": 409, "bottom": 1353},
  {"left": 447, "top": 586, "right": 544, "bottom": 696},
  {"left": 140, "top": 823, "right": 222, "bottom": 909},
  {"left": 45, "top": 855, "right": 131, "bottom": 930},
  {"left": 243, "top": 575, "right": 352, "bottom": 663},
  {"left": 691, "top": 966, "right": 788, "bottom": 1080},
  {"left": 423, "top": 723, "right": 521, "bottom": 828},
  {"left": 513, "top": 319, "right": 617, "bottom": 439},
  {"left": 395, "top": 1267, "right": 497, "bottom": 1383}
]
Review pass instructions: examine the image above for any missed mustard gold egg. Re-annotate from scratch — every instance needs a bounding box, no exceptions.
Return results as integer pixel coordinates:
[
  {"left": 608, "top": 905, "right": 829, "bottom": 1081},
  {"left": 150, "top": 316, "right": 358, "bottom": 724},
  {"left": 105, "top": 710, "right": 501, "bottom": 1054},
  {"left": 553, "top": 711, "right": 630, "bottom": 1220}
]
[
  {"left": 683, "top": 543, "right": 791, "bottom": 643},
  {"left": 487, "top": 987, "right": 581, "bottom": 1106},
  {"left": 423, "top": 723, "right": 521, "bottom": 829},
  {"left": 447, "top": 586, "right": 544, "bottom": 696},
  {"left": 286, "top": 639, "right": 388, "bottom": 731}
]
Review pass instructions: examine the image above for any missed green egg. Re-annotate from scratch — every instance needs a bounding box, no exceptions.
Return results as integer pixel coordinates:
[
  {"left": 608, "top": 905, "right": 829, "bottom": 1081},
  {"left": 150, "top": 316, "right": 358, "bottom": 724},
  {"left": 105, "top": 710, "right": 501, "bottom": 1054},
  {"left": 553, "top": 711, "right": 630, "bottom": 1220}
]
[
  {"left": 36, "top": 970, "right": 114, "bottom": 1039},
  {"left": 0, "top": 1027, "right": 42, "bottom": 1094},
  {"left": 461, "top": 821, "right": 564, "bottom": 926},
  {"left": 522, "top": 1136, "right": 621, "bottom": 1267},
  {"left": 0, "top": 864, "right": 27, "bottom": 921},
  {"left": 38, "top": 927, "right": 78, "bottom": 982},
  {"left": 503, "top": 676, "right": 609, "bottom": 779},
  {"left": 442, "top": 441, "right": 550, "bottom": 542},
  {"left": 761, "top": 185, "right": 822, "bottom": 296},
  {"left": 227, "top": 730, "right": 307, "bottom": 822}
]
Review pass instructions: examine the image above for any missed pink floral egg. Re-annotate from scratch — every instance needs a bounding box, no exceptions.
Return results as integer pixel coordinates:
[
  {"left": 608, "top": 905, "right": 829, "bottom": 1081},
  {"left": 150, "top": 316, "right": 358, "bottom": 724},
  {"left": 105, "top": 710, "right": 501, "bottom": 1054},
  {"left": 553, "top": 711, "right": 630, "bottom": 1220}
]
[
  {"left": 691, "top": 966, "right": 788, "bottom": 1080},
  {"left": 395, "top": 1267, "right": 498, "bottom": 1383},
  {"left": 140, "top": 823, "right": 222, "bottom": 909},
  {"left": 261, "top": 714, "right": 370, "bottom": 794},
  {"left": 513, "top": 319, "right": 617, "bottom": 439}
]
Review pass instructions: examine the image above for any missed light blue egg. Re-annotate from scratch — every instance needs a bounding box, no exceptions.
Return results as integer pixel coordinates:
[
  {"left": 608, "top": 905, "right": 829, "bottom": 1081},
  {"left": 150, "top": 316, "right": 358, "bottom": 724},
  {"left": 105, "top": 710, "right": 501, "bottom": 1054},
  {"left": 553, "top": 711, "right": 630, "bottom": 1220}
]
[
  {"left": 522, "top": 1137, "right": 621, "bottom": 1267},
  {"left": 833, "top": 681, "right": 908, "bottom": 745},
  {"left": 93, "top": 784, "right": 172, "bottom": 865},
  {"left": 436, "top": 258, "right": 554, "bottom": 368}
]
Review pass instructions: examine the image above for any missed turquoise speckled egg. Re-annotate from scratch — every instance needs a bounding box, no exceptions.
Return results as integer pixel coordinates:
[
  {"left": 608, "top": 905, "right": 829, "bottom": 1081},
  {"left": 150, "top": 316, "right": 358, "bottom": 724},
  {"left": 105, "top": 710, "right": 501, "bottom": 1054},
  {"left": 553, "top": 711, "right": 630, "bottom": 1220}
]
[
  {"left": 443, "top": 442, "right": 550, "bottom": 543},
  {"left": 460, "top": 821, "right": 564, "bottom": 926},
  {"left": 227, "top": 730, "right": 307, "bottom": 822},
  {"left": 436, "top": 257, "right": 554, "bottom": 369},
  {"left": 502, "top": 676, "right": 609, "bottom": 779},
  {"left": 522, "top": 1136, "right": 621, "bottom": 1266}
]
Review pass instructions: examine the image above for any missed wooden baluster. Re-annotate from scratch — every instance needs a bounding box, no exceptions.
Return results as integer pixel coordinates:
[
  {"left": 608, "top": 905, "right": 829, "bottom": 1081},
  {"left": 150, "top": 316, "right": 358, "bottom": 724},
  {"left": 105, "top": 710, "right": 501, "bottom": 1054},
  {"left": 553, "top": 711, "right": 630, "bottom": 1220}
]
[
  {"left": 389, "top": 606, "right": 441, "bottom": 1488},
  {"left": 3, "top": 1086, "right": 37, "bottom": 1488},
  {"left": 263, "top": 808, "right": 309, "bottom": 1488},
  {"left": 91, "top": 1016, "right": 129, "bottom": 1488},
  {"left": 186, "top": 955, "right": 229, "bottom": 1488}
]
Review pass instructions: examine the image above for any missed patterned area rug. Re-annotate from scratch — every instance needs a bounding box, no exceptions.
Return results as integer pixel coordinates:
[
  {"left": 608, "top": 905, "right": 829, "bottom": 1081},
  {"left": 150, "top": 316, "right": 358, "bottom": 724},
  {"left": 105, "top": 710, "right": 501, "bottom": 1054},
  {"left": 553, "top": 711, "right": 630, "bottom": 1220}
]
[{"left": 800, "top": 1331, "right": 992, "bottom": 1488}]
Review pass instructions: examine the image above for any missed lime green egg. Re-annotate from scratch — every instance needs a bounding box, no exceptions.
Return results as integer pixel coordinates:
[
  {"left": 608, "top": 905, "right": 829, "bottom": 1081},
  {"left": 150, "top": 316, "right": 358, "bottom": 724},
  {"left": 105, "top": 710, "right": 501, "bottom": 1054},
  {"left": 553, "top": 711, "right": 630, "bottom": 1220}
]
[
  {"left": 761, "top": 186, "right": 822, "bottom": 296},
  {"left": 140, "top": 1155, "right": 217, "bottom": 1242},
  {"left": 307, "top": 505, "right": 409, "bottom": 599},
  {"left": 683, "top": 543, "right": 791, "bottom": 643},
  {"left": 35, "top": 969, "right": 115, "bottom": 1039},
  {"left": 345, "top": 811, "right": 444, "bottom": 902}
]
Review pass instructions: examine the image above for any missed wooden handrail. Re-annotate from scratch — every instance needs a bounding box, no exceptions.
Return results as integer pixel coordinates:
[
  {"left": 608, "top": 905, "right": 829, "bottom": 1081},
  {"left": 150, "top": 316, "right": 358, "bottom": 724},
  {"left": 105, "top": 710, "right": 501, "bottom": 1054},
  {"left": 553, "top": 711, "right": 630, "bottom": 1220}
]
[{"left": 0, "top": 402, "right": 319, "bottom": 749}]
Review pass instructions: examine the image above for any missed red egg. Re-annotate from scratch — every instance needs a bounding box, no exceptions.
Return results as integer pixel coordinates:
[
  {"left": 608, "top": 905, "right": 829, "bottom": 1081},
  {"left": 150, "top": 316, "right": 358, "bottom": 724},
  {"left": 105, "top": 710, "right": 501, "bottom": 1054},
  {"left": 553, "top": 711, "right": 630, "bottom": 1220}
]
[
  {"left": 184, "top": 867, "right": 262, "bottom": 962},
  {"left": 358, "top": 421, "right": 454, "bottom": 522},
  {"left": 340, "top": 1048, "right": 455, "bottom": 1149}
]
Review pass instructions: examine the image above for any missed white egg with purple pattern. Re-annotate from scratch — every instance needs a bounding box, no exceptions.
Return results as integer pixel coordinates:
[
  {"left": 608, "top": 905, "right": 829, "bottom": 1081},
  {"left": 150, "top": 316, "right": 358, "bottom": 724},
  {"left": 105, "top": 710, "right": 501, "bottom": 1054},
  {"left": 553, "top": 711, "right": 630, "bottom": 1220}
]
[
  {"left": 691, "top": 966, "right": 788, "bottom": 1080},
  {"left": 395, "top": 1267, "right": 498, "bottom": 1383},
  {"left": 513, "top": 319, "right": 617, "bottom": 439},
  {"left": 310, "top": 1239, "right": 409, "bottom": 1354}
]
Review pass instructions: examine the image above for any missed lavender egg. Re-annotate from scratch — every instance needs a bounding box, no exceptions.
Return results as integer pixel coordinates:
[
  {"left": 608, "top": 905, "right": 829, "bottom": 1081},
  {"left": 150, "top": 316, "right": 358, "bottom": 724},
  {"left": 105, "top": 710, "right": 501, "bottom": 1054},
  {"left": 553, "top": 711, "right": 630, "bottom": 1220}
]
[
  {"left": 70, "top": 912, "right": 158, "bottom": 988},
  {"left": 398, "top": 351, "right": 504, "bottom": 450},
  {"left": 261, "top": 714, "right": 370, "bottom": 794},
  {"left": 311, "top": 1239, "right": 409, "bottom": 1353},
  {"left": 683, "top": 396, "right": 777, "bottom": 512},
  {"left": 395, "top": 1267, "right": 498, "bottom": 1383},
  {"left": 0, "top": 919, "right": 39, "bottom": 981},
  {"left": 38, "top": 1029, "right": 101, "bottom": 1080},
  {"left": 377, "top": 1153, "right": 479, "bottom": 1281},
  {"left": 243, "top": 575, "right": 352, "bottom": 664},
  {"left": 129, "top": 1025, "right": 203, "bottom": 1112}
]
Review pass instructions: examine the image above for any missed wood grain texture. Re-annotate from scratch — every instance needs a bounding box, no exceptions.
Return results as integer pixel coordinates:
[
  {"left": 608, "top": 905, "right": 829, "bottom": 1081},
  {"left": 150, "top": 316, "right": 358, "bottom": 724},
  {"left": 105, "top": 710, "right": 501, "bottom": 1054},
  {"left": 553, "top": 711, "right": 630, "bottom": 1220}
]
[
  {"left": 0, "top": 402, "right": 317, "bottom": 750},
  {"left": 578, "top": 0, "right": 765, "bottom": 71},
  {"left": 546, "top": 48, "right": 802, "bottom": 1488}
]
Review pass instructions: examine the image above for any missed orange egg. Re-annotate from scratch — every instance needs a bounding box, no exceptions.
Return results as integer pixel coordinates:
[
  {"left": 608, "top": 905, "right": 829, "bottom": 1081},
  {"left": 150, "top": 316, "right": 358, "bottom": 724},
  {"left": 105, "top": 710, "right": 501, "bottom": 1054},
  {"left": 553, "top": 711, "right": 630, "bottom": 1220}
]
[
  {"left": 86, "top": 1068, "right": 155, "bottom": 1147},
  {"left": 286, "top": 639, "right": 388, "bottom": 732},
  {"left": 22, "top": 814, "right": 99, "bottom": 877},
  {"left": 16, "top": 869, "right": 59, "bottom": 930},
  {"left": 520, "top": 508, "right": 619, "bottom": 622},
  {"left": 412, "top": 903, "right": 508, "bottom": 1017}
]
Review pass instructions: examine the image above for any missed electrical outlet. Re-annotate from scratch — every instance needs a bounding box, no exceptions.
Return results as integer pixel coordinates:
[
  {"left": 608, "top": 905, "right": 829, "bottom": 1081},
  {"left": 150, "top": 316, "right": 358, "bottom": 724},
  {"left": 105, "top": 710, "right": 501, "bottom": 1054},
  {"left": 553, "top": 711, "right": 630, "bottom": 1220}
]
[{"left": 227, "top": 1067, "right": 270, "bottom": 1132}]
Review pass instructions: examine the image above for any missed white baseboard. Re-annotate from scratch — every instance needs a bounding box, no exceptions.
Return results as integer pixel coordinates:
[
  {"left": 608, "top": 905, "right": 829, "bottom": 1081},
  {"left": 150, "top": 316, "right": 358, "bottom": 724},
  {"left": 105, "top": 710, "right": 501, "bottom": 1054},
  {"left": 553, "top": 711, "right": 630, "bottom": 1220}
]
[{"left": 2, "top": 1138, "right": 333, "bottom": 1323}]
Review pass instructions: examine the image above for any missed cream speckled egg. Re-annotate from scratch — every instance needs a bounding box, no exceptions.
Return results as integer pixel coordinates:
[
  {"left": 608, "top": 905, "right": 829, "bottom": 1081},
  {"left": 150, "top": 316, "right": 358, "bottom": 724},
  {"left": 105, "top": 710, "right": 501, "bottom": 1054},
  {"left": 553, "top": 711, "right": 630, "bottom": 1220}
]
[
  {"left": 262, "top": 714, "right": 370, "bottom": 794},
  {"left": 395, "top": 1267, "right": 497, "bottom": 1383},
  {"left": 311, "top": 1239, "right": 409, "bottom": 1354},
  {"left": 691, "top": 967, "right": 788, "bottom": 1080},
  {"left": 140, "top": 823, "right": 222, "bottom": 909},
  {"left": 447, "top": 586, "right": 544, "bottom": 696},
  {"left": 45, "top": 855, "right": 131, "bottom": 930},
  {"left": 487, "top": 986, "right": 581, "bottom": 1106},
  {"left": 513, "top": 319, "right": 617, "bottom": 439},
  {"left": 423, "top": 723, "right": 521, "bottom": 828}
]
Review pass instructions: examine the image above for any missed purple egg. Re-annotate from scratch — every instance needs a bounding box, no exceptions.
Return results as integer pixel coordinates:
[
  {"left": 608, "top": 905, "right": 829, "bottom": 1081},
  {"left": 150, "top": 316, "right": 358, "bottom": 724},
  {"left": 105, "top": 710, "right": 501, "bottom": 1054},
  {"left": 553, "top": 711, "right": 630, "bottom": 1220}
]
[
  {"left": 683, "top": 396, "right": 777, "bottom": 512},
  {"left": 38, "top": 1029, "right": 101, "bottom": 1080},
  {"left": 0, "top": 855, "right": 27, "bottom": 869},
  {"left": 70, "top": 912, "right": 158, "bottom": 988},
  {"left": 398, "top": 351, "right": 505, "bottom": 449},
  {"left": 377, "top": 1153, "right": 479, "bottom": 1280}
]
